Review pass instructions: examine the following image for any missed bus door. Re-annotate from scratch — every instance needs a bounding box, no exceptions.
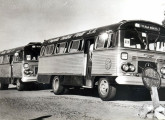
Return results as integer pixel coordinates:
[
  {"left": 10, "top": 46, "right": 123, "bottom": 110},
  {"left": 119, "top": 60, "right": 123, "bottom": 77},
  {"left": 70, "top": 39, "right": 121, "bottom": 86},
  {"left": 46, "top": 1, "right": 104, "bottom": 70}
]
[
  {"left": 9, "top": 55, "right": 14, "bottom": 83},
  {"left": 85, "top": 39, "right": 94, "bottom": 87}
]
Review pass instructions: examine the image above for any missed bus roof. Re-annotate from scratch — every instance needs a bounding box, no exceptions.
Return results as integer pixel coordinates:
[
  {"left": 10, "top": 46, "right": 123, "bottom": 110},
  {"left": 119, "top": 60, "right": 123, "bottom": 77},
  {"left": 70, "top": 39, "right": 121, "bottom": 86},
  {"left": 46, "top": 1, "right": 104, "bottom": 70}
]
[
  {"left": 0, "top": 42, "right": 41, "bottom": 56},
  {"left": 43, "top": 20, "right": 165, "bottom": 45}
]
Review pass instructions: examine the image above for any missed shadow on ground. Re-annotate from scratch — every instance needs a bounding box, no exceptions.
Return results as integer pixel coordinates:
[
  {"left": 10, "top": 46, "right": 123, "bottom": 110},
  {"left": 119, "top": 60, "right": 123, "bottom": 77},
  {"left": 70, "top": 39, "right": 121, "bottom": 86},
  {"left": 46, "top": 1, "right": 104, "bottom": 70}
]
[
  {"left": 29, "top": 115, "right": 52, "bottom": 120},
  {"left": 50, "top": 85, "right": 159, "bottom": 101}
]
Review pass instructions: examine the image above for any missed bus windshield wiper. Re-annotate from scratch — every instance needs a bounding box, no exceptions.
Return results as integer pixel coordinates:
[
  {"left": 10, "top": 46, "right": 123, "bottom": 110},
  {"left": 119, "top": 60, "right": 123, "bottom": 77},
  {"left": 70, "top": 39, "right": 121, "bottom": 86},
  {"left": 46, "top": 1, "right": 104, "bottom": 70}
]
[
  {"left": 134, "top": 28, "right": 143, "bottom": 43},
  {"left": 154, "top": 31, "right": 160, "bottom": 43}
]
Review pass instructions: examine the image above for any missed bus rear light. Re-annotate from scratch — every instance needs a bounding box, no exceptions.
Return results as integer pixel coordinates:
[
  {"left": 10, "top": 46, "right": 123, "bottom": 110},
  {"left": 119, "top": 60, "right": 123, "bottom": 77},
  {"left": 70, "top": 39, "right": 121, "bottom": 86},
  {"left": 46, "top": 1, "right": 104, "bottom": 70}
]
[
  {"left": 160, "top": 67, "right": 165, "bottom": 74},
  {"left": 121, "top": 63, "right": 136, "bottom": 72},
  {"left": 121, "top": 52, "right": 128, "bottom": 60}
]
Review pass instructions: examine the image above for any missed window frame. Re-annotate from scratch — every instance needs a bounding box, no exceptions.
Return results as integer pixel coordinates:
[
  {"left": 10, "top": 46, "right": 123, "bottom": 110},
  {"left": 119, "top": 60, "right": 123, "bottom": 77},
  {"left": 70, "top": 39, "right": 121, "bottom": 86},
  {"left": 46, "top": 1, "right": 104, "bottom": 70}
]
[
  {"left": 40, "top": 46, "right": 45, "bottom": 56},
  {"left": 55, "top": 42, "right": 67, "bottom": 54},
  {"left": 69, "top": 40, "right": 80, "bottom": 53},
  {"left": 95, "top": 33, "right": 113, "bottom": 50}
]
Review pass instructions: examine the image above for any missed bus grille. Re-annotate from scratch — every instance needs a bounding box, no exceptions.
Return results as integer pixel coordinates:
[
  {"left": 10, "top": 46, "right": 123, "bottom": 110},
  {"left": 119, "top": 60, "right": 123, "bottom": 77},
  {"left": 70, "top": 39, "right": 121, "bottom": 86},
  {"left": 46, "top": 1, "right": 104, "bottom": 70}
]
[{"left": 138, "top": 61, "right": 157, "bottom": 73}]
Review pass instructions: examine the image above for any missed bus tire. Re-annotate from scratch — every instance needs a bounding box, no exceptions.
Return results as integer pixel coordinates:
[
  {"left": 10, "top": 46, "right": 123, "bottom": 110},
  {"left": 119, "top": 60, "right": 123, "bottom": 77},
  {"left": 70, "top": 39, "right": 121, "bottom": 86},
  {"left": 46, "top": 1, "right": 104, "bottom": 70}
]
[
  {"left": 0, "top": 82, "right": 9, "bottom": 90},
  {"left": 98, "top": 78, "right": 116, "bottom": 101},
  {"left": 16, "top": 79, "right": 24, "bottom": 91},
  {"left": 52, "top": 76, "right": 64, "bottom": 95}
]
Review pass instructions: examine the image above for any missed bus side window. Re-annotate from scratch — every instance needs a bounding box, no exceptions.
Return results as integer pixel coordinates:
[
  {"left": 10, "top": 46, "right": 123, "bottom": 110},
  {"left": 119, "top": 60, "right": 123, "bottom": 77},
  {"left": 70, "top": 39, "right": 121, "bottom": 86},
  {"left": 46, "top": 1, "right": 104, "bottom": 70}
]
[
  {"left": 45, "top": 44, "right": 54, "bottom": 55},
  {"left": 56, "top": 42, "right": 66, "bottom": 54},
  {"left": 40, "top": 46, "right": 45, "bottom": 56},
  {"left": 107, "top": 33, "right": 113, "bottom": 48},
  {"left": 56, "top": 44, "right": 60, "bottom": 54},
  {"left": 45, "top": 45, "right": 49, "bottom": 55},
  {"left": 69, "top": 40, "right": 80, "bottom": 53},
  {"left": 0, "top": 56, "right": 3, "bottom": 64},
  {"left": 64, "top": 43, "right": 68, "bottom": 53},
  {"left": 78, "top": 39, "right": 84, "bottom": 51},
  {"left": 14, "top": 52, "right": 19, "bottom": 62},
  {"left": 96, "top": 33, "right": 109, "bottom": 49},
  {"left": 49, "top": 44, "right": 54, "bottom": 55},
  {"left": 3, "top": 55, "right": 9, "bottom": 64}
]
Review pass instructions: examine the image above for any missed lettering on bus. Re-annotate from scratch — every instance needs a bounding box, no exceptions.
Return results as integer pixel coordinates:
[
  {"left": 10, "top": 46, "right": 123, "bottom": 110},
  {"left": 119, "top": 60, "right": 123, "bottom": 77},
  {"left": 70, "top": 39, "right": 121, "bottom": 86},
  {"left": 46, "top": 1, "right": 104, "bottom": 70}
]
[
  {"left": 135, "top": 23, "right": 160, "bottom": 31},
  {"left": 60, "top": 35, "right": 72, "bottom": 40},
  {"left": 73, "top": 31, "right": 86, "bottom": 38},
  {"left": 49, "top": 38, "right": 60, "bottom": 43},
  {"left": 86, "top": 28, "right": 97, "bottom": 35}
]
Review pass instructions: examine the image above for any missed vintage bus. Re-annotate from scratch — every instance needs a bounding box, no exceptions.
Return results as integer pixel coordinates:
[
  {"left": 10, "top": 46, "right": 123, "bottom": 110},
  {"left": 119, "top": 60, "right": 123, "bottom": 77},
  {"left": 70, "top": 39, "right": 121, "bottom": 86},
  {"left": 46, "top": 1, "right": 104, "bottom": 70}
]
[
  {"left": 0, "top": 42, "right": 41, "bottom": 91},
  {"left": 37, "top": 20, "right": 165, "bottom": 100}
]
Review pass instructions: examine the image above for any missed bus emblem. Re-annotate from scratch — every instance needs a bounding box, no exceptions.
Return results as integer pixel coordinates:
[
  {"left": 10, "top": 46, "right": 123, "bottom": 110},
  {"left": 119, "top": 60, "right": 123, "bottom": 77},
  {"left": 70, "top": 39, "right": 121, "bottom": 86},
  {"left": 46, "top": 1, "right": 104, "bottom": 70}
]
[{"left": 105, "top": 58, "right": 111, "bottom": 70}]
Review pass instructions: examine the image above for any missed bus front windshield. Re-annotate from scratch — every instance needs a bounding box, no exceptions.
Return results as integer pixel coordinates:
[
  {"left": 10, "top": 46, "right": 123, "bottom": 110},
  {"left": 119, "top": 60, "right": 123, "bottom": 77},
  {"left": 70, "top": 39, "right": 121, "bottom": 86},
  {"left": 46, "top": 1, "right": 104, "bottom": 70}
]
[
  {"left": 120, "top": 30, "right": 165, "bottom": 52},
  {"left": 24, "top": 45, "right": 41, "bottom": 61}
]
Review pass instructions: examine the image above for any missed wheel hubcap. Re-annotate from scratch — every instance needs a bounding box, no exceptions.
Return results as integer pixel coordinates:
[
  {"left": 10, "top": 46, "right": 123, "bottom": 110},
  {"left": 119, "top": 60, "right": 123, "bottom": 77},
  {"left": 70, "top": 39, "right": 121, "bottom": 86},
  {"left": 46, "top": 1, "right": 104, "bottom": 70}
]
[
  {"left": 53, "top": 78, "right": 59, "bottom": 91},
  {"left": 100, "top": 80, "right": 109, "bottom": 95}
]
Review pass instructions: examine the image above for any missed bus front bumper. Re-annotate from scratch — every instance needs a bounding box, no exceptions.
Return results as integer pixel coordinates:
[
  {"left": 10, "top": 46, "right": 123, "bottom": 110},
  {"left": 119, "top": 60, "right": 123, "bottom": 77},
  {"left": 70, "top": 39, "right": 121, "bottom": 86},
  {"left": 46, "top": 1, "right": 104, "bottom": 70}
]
[
  {"left": 22, "top": 76, "right": 37, "bottom": 82},
  {"left": 115, "top": 76, "right": 165, "bottom": 87}
]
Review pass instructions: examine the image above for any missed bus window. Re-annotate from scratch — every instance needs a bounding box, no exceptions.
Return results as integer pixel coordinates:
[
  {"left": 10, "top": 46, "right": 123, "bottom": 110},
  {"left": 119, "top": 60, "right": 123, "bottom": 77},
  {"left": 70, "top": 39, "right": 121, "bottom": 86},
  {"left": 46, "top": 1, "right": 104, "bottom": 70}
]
[
  {"left": 0, "top": 56, "right": 3, "bottom": 64},
  {"left": 64, "top": 43, "right": 68, "bottom": 53},
  {"left": 45, "top": 44, "right": 54, "bottom": 55},
  {"left": 121, "top": 30, "right": 165, "bottom": 52},
  {"left": 49, "top": 44, "right": 54, "bottom": 54},
  {"left": 56, "top": 42, "right": 66, "bottom": 54},
  {"left": 96, "top": 33, "right": 110, "bottom": 49},
  {"left": 69, "top": 40, "right": 80, "bottom": 52},
  {"left": 13, "top": 51, "right": 23, "bottom": 62},
  {"left": 3, "top": 55, "right": 9, "bottom": 64},
  {"left": 26, "top": 55, "right": 31, "bottom": 60},
  {"left": 120, "top": 30, "right": 147, "bottom": 49},
  {"left": 148, "top": 34, "right": 165, "bottom": 52},
  {"left": 78, "top": 39, "right": 84, "bottom": 51},
  {"left": 40, "top": 46, "right": 45, "bottom": 56}
]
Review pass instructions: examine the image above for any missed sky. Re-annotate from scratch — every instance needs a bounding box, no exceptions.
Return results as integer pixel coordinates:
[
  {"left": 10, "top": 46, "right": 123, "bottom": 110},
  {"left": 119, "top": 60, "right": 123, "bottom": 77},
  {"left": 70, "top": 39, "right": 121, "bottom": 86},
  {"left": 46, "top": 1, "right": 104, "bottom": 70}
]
[{"left": 0, "top": 0, "right": 165, "bottom": 51}]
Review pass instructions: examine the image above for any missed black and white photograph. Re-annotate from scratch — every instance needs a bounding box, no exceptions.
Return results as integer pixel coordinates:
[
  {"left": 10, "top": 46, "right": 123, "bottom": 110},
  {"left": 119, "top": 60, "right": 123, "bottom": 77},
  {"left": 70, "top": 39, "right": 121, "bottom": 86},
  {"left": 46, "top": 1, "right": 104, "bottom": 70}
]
[{"left": 1, "top": 0, "right": 165, "bottom": 120}]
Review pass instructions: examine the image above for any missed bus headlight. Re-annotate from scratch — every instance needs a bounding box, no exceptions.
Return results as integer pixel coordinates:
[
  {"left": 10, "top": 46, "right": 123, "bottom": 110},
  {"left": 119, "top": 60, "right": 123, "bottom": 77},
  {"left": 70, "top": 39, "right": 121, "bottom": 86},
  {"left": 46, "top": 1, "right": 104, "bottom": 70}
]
[
  {"left": 121, "top": 64, "right": 129, "bottom": 72},
  {"left": 121, "top": 63, "right": 136, "bottom": 72},
  {"left": 129, "top": 64, "right": 136, "bottom": 72},
  {"left": 160, "top": 67, "right": 165, "bottom": 74}
]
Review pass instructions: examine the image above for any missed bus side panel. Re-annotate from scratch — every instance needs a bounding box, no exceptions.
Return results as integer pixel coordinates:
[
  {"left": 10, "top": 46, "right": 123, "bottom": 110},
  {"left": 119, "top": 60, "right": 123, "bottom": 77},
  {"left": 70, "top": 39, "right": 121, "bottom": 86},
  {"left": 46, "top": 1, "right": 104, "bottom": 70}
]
[
  {"left": 12, "top": 62, "right": 22, "bottom": 78},
  {"left": 0, "top": 64, "right": 11, "bottom": 78},
  {"left": 92, "top": 49, "right": 118, "bottom": 76},
  {"left": 38, "top": 53, "right": 85, "bottom": 76}
]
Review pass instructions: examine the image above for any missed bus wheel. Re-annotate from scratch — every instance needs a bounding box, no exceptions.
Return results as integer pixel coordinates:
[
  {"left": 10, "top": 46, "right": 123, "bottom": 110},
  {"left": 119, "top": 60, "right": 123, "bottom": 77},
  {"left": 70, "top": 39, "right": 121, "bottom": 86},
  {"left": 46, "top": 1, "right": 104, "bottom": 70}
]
[
  {"left": 0, "top": 82, "right": 9, "bottom": 90},
  {"left": 98, "top": 78, "right": 116, "bottom": 101},
  {"left": 16, "top": 79, "right": 24, "bottom": 91},
  {"left": 52, "top": 76, "right": 64, "bottom": 95}
]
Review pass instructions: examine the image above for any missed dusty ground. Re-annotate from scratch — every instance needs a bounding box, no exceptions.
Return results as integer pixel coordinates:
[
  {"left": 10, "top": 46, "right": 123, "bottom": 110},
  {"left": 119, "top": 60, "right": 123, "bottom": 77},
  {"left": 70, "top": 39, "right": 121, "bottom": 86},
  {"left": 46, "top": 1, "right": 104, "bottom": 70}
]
[{"left": 0, "top": 85, "right": 165, "bottom": 120}]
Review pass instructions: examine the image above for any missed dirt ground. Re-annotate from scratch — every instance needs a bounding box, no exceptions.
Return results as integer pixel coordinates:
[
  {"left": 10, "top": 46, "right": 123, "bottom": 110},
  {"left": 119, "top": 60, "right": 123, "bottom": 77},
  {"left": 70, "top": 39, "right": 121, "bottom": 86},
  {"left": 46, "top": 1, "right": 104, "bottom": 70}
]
[{"left": 0, "top": 85, "right": 165, "bottom": 120}]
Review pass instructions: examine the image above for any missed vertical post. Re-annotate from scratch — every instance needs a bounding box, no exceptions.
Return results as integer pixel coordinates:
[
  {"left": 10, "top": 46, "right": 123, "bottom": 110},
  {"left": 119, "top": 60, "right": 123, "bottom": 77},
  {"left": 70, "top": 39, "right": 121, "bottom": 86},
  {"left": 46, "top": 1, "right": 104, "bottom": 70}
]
[{"left": 150, "top": 86, "right": 160, "bottom": 109}]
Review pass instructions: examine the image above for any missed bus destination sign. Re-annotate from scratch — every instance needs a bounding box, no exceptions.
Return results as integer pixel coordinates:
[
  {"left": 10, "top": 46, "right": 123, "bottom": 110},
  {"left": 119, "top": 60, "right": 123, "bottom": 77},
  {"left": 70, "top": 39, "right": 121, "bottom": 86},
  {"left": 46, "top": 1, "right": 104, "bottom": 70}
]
[{"left": 135, "top": 23, "right": 160, "bottom": 31}]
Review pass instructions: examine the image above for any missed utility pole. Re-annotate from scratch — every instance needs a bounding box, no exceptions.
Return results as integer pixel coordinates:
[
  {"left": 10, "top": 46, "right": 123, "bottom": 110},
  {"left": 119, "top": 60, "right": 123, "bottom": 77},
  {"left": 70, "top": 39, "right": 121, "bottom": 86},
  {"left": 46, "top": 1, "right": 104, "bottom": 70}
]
[{"left": 162, "top": 11, "right": 165, "bottom": 27}]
